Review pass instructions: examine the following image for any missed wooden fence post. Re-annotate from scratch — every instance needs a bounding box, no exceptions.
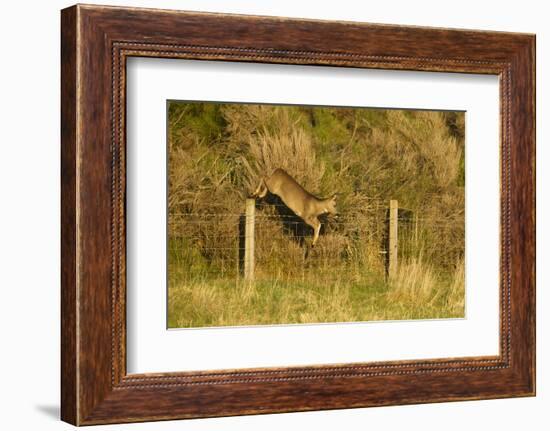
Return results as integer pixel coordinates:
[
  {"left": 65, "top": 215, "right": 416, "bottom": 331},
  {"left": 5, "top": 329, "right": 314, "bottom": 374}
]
[
  {"left": 388, "top": 199, "right": 398, "bottom": 279},
  {"left": 244, "top": 198, "right": 255, "bottom": 280}
]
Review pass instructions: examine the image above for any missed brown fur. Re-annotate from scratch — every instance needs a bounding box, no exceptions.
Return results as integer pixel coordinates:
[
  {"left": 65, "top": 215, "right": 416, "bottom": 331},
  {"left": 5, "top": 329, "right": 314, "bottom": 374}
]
[{"left": 251, "top": 168, "right": 337, "bottom": 246}]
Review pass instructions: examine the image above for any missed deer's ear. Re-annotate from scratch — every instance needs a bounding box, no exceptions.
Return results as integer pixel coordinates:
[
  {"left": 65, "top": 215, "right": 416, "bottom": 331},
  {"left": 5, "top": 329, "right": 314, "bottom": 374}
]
[{"left": 332, "top": 193, "right": 338, "bottom": 201}]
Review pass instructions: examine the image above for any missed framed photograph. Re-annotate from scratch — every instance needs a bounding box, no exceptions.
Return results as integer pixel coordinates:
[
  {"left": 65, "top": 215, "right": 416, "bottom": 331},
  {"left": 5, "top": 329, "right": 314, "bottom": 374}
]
[{"left": 61, "top": 4, "right": 535, "bottom": 425}]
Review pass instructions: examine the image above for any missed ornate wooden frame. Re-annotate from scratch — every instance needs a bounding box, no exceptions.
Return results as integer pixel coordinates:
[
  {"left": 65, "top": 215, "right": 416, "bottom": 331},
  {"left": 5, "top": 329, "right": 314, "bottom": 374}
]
[{"left": 61, "top": 4, "right": 535, "bottom": 425}]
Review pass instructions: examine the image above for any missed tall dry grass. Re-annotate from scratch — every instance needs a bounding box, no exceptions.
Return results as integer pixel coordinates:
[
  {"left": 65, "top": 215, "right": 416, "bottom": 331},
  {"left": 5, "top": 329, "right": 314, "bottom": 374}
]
[
  {"left": 387, "top": 257, "right": 465, "bottom": 318},
  {"left": 240, "top": 109, "right": 326, "bottom": 196},
  {"left": 385, "top": 111, "right": 463, "bottom": 188}
]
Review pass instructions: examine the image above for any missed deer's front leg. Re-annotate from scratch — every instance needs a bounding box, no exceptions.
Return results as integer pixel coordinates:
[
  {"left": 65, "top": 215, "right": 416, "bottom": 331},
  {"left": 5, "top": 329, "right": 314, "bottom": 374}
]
[
  {"left": 305, "top": 217, "right": 321, "bottom": 247},
  {"left": 312, "top": 220, "right": 321, "bottom": 247}
]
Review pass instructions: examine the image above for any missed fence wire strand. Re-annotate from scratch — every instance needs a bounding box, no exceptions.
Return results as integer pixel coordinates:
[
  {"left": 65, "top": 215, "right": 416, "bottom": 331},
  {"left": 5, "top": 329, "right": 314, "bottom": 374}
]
[{"left": 168, "top": 199, "right": 464, "bottom": 283}]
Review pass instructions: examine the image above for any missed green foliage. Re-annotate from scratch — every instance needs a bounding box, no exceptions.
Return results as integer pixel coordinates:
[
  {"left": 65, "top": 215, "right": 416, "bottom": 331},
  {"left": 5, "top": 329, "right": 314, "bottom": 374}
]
[
  {"left": 308, "top": 107, "right": 350, "bottom": 149},
  {"left": 168, "top": 102, "right": 226, "bottom": 150}
]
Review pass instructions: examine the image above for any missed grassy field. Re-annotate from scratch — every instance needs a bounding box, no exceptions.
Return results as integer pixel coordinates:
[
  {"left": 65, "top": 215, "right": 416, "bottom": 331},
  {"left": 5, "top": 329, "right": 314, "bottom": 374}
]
[
  {"left": 167, "top": 102, "right": 465, "bottom": 328},
  {"left": 167, "top": 259, "right": 464, "bottom": 328}
]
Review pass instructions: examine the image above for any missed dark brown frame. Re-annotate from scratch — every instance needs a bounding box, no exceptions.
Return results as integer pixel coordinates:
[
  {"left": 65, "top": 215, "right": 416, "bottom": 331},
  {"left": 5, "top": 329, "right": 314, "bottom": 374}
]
[{"left": 61, "top": 4, "right": 535, "bottom": 426}]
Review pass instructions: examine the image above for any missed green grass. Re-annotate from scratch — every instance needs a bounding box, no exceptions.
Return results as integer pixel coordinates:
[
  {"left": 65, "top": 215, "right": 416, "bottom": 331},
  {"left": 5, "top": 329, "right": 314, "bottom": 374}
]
[{"left": 167, "top": 260, "right": 464, "bottom": 328}]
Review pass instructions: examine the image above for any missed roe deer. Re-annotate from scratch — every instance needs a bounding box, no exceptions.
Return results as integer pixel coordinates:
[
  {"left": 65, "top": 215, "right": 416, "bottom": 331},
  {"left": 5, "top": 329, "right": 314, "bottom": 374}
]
[{"left": 250, "top": 168, "right": 338, "bottom": 246}]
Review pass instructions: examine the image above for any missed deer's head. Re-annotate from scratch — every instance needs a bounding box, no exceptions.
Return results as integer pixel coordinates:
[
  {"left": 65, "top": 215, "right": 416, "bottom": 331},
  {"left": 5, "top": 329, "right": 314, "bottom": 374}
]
[{"left": 325, "top": 194, "right": 338, "bottom": 216}]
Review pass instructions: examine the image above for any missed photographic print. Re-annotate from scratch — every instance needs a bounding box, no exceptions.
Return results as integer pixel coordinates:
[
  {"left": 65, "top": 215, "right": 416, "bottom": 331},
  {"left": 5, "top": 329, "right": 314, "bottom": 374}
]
[{"left": 167, "top": 101, "right": 466, "bottom": 329}]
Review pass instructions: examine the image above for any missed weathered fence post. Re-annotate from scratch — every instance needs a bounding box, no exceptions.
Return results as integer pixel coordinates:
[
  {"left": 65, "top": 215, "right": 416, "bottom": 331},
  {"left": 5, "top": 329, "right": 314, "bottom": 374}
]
[
  {"left": 388, "top": 199, "right": 398, "bottom": 279},
  {"left": 244, "top": 198, "right": 255, "bottom": 280}
]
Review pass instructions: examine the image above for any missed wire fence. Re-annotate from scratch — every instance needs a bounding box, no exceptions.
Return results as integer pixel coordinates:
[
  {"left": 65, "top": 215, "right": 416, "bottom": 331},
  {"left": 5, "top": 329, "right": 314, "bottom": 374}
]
[{"left": 168, "top": 199, "right": 464, "bottom": 283}]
